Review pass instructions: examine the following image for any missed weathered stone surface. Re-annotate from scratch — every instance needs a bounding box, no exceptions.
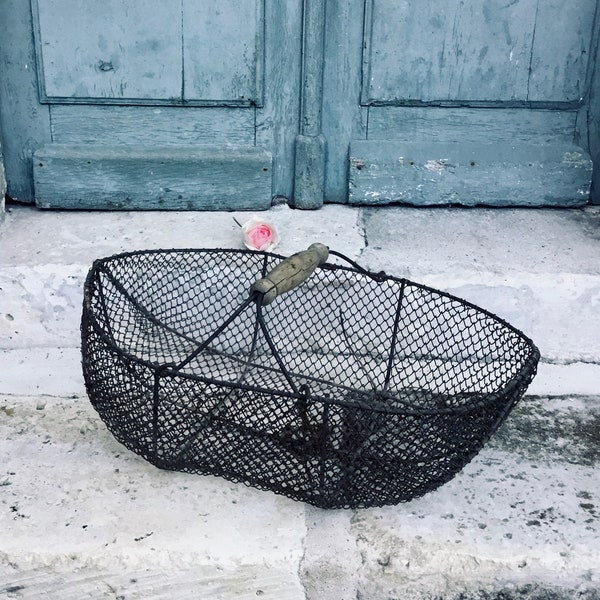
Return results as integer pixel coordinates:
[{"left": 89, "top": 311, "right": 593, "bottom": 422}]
[
  {"left": 0, "top": 396, "right": 306, "bottom": 599},
  {"left": 362, "top": 206, "right": 600, "bottom": 364},
  {"left": 1, "top": 204, "right": 599, "bottom": 599},
  {"left": 2, "top": 394, "right": 599, "bottom": 599},
  {"left": 298, "top": 396, "right": 600, "bottom": 599}
]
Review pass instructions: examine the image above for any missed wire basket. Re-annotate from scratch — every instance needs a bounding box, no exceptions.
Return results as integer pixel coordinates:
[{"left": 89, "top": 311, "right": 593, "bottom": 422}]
[{"left": 81, "top": 245, "right": 539, "bottom": 509}]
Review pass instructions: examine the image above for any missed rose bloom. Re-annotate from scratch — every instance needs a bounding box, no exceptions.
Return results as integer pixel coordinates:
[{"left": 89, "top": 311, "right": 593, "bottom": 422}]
[{"left": 241, "top": 216, "right": 280, "bottom": 251}]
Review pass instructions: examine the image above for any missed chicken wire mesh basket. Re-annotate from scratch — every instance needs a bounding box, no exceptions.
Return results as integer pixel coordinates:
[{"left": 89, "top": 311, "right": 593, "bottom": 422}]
[{"left": 81, "top": 245, "right": 539, "bottom": 509}]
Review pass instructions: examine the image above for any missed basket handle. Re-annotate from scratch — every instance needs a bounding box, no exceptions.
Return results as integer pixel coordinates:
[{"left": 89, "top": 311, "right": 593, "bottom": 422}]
[{"left": 251, "top": 243, "right": 329, "bottom": 305}]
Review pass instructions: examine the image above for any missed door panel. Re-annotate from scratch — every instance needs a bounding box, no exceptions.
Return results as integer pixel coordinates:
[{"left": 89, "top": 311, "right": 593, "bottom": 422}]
[
  {"left": 527, "top": 1, "right": 596, "bottom": 102},
  {"left": 34, "top": 0, "right": 265, "bottom": 106},
  {"left": 25, "top": 0, "right": 295, "bottom": 209},
  {"left": 363, "top": 0, "right": 535, "bottom": 103},
  {"left": 361, "top": 0, "right": 595, "bottom": 105},
  {"left": 34, "top": 0, "right": 182, "bottom": 103}
]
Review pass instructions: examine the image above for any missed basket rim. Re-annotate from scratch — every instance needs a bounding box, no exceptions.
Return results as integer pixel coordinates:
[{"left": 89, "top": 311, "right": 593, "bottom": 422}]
[
  {"left": 81, "top": 246, "right": 540, "bottom": 416},
  {"left": 84, "top": 246, "right": 540, "bottom": 346}
]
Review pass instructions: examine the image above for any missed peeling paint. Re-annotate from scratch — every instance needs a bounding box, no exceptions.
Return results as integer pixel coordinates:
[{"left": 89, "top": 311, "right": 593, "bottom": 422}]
[
  {"left": 351, "top": 157, "right": 365, "bottom": 171},
  {"left": 425, "top": 159, "right": 450, "bottom": 174},
  {"left": 563, "top": 151, "right": 593, "bottom": 168},
  {"left": 349, "top": 140, "right": 592, "bottom": 207}
]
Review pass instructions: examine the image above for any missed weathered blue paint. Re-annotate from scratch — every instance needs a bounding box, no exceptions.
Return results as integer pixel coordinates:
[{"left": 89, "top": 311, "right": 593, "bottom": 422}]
[
  {"left": 1, "top": 0, "right": 296, "bottom": 209},
  {"left": 183, "top": 0, "right": 264, "bottom": 105},
  {"left": 34, "top": 144, "right": 272, "bottom": 210},
  {"left": 1, "top": 0, "right": 599, "bottom": 208},
  {"left": 32, "top": 0, "right": 264, "bottom": 106},
  {"left": 294, "top": 134, "right": 326, "bottom": 209},
  {"left": 0, "top": 0, "right": 52, "bottom": 201},
  {"left": 361, "top": 0, "right": 596, "bottom": 105},
  {"left": 367, "top": 107, "right": 579, "bottom": 145},
  {"left": 349, "top": 141, "right": 592, "bottom": 207},
  {"left": 589, "top": 6, "right": 600, "bottom": 204},
  {"left": 0, "top": 136, "right": 5, "bottom": 221},
  {"left": 50, "top": 106, "right": 256, "bottom": 146},
  {"left": 345, "top": 0, "right": 599, "bottom": 207},
  {"left": 322, "top": 0, "right": 367, "bottom": 203},
  {"left": 255, "top": 1, "right": 303, "bottom": 201},
  {"left": 33, "top": 0, "right": 181, "bottom": 103}
]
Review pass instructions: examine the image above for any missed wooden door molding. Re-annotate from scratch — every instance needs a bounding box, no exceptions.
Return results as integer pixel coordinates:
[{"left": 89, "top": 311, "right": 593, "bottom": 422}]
[
  {"left": 33, "top": 144, "right": 272, "bottom": 210},
  {"left": 293, "top": 0, "right": 326, "bottom": 209}
]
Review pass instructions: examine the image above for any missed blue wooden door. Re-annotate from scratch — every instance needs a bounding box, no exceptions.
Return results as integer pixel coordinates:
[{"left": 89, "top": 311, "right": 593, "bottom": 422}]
[
  {"left": 0, "top": 0, "right": 597, "bottom": 208},
  {"left": 0, "top": 0, "right": 302, "bottom": 209},
  {"left": 323, "top": 0, "right": 597, "bottom": 206}
]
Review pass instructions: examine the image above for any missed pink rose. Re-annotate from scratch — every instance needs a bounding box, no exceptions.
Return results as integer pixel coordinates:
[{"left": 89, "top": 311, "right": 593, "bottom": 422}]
[{"left": 241, "top": 216, "right": 280, "bottom": 251}]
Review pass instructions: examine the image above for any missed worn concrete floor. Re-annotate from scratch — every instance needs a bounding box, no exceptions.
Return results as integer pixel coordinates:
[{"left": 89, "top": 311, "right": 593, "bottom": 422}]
[{"left": 1, "top": 204, "right": 599, "bottom": 599}]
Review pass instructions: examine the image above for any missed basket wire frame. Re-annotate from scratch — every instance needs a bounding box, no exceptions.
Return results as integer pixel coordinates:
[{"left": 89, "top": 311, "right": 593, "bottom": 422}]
[{"left": 81, "top": 248, "right": 539, "bottom": 509}]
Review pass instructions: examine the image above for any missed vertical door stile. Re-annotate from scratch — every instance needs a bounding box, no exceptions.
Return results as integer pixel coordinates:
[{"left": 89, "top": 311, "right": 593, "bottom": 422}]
[
  {"left": 180, "top": 0, "right": 185, "bottom": 103},
  {"left": 586, "top": 0, "right": 600, "bottom": 202},
  {"left": 293, "top": 0, "right": 326, "bottom": 209}
]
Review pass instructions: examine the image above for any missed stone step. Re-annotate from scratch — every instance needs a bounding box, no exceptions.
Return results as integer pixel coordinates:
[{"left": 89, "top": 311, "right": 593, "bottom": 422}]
[
  {"left": 1, "top": 204, "right": 599, "bottom": 598},
  {"left": 0, "top": 394, "right": 598, "bottom": 599},
  {"left": 1, "top": 204, "right": 599, "bottom": 397}
]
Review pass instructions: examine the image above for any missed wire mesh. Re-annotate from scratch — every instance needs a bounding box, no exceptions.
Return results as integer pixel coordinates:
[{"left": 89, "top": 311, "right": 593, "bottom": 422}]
[{"left": 81, "top": 248, "right": 539, "bottom": 508}]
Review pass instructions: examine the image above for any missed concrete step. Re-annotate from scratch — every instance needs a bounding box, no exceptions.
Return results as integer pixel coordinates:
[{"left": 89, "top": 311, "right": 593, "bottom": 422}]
[
  {"left": 1, "top": 204, "right": 599, "bottom": 598},
  {"left": 0, "top": 205, "right": 364, "bottom": 399},
  {"left": 1, "top": 204, "right": 599, "bottom": 397},
  {"left": 1, "top": 394, "right": 598, "bottom": 599},
  {"left": 361, "top": 207, "right": 600, "bottom": 370}
]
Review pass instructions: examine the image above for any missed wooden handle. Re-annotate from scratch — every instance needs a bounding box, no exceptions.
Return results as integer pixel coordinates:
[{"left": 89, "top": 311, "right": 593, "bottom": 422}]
[{"left": 251, "top": 243, "right": 329, "bottom": 305}]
